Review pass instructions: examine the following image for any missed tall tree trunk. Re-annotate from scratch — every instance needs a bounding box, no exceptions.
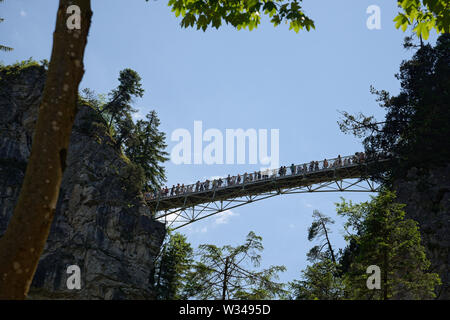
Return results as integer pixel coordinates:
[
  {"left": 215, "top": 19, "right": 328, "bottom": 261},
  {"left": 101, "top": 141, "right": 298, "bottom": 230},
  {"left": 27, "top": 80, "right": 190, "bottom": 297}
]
[
  {"left": 383, "top": 248, "right": 388, "bottom": 300},
  {"left": 321, "top": 221, "right": 336, "bottom": 263},
  {"left": 222, "top": 257, "right": 229, "bottom": 300},
  {"left": 0, "top": 0, "right": 92, "bottom": 299}
]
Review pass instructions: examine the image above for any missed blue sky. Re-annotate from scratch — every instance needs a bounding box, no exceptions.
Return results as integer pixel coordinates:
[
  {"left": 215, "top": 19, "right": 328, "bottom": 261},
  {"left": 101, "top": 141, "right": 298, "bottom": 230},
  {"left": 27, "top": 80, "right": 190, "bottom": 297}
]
[{"left": 1, "top": 1, "right": 439, "bottom": 286}]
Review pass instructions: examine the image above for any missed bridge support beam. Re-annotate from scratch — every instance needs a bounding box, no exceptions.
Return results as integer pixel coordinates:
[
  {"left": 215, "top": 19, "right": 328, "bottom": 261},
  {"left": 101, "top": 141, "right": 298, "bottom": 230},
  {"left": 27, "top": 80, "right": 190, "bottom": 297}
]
[{"left": 155, "top": 177, "right": 378, "bottom": 230}]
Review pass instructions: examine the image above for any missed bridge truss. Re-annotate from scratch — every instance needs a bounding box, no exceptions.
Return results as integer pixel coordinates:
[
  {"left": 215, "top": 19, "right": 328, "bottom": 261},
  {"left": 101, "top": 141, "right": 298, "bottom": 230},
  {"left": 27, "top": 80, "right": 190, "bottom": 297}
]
[
  {"left": 147, "top": 155, "right": 391, "bottom": 230},
  {"left": 156, "top": 176, "right": 378, "bottom": 230}
]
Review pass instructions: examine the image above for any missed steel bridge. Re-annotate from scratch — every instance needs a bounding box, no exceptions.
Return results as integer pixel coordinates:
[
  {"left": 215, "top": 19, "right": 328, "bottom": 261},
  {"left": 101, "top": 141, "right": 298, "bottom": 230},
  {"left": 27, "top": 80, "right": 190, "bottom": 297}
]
[{"left": 146, "top": 154, "right": 392, "bottom": 230}]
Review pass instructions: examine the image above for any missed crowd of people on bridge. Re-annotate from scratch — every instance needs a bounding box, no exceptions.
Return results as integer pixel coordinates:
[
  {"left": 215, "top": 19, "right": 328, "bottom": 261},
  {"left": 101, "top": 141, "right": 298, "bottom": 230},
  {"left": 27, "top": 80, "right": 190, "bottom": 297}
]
[{"left": 144, "top": 152, "right": 369, "bottom": 201}]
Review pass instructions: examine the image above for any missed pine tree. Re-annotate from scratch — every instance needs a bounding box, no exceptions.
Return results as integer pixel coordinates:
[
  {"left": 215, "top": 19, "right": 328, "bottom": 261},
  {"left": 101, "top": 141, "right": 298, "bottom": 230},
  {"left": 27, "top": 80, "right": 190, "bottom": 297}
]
[
  {"left": 152, "top": 232, "right": 194, "bottom": 300},
  {"left": 306, "top": 210, "right": 337, "bottom": 264},
  {"left": 115, "top": 112, "right": 135, "bottom": 147},
  {"left": 290, "top": 260, "right": 344, "bottom": 300},
  {"left": 126, "top": 111, "right": 169, "bottom": 192},
  {"left": 184, "top": 231, "right": 286, "bottom": 300},
  {"left": 81, "top": 72, "right": 168, "bottom": 193},
  {"left": 338, "top": 34, "right": 450, "bottom": 183},
  {"left": 337, "top": 190, "right": 441, "bottom": 299},
  {"left": 289, "top": 211, "right": 344, "bottom": 300},
  {"left": 101, "top": 68, "right": 142, "bottom": 129}
]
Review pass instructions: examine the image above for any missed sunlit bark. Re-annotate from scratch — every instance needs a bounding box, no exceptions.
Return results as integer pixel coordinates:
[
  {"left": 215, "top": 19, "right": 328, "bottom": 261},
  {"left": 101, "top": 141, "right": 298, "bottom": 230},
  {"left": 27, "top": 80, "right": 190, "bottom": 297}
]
[{"left": 0, "top": 0, "right": 92, "bottom": 299}]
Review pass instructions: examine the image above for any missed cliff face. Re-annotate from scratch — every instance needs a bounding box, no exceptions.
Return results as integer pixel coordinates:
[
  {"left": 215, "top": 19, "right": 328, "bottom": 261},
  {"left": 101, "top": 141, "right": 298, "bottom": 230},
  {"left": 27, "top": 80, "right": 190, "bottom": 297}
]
[
  {"left": 394, "top": 166, "right": 450, "bottom": 299},
  {"left": 0, "top": 65, "right": 166, "bottom": 299}
]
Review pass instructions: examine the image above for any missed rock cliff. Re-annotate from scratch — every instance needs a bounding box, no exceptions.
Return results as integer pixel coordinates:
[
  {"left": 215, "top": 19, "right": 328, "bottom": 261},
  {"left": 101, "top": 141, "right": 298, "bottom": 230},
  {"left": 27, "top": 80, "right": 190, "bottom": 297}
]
[
  {"left": 0, "top": 63, "right": 166, "bottom": 299},
  {"left": 395, "top": 166, "right": 450, "bottom": 299}
]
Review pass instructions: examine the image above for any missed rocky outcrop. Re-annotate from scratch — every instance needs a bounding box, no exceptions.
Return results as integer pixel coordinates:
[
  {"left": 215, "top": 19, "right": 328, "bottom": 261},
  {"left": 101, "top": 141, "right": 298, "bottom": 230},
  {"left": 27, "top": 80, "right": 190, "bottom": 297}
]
[
  {"left": 394, "top": 166, "right": 450, "bottom": 299},
  {"left": 0, "top": 64, "right": 166, "bottom": 299}
]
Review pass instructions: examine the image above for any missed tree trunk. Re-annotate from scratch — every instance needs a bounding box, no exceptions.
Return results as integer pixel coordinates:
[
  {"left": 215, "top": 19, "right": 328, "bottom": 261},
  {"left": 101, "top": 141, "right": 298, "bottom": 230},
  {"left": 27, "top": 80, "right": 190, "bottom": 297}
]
[
  {"left": 222, "top": 257, "right": 229, "bottom": 300},
  {"left": 321, "top": 221, "right": 336, "bottom": 263},
  {"left": 383, "top": 248, "right": 388, "bottom": 300},
  {"left": 0, "top": 0, "right": 92, "bottom": 299}
]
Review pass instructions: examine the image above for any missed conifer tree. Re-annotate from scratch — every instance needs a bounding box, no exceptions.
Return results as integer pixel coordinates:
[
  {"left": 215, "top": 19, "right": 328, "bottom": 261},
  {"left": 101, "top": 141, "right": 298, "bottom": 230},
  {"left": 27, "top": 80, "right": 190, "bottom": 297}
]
[
  {"left": 125, "top": 111, "right": 169, "bottom": 192},
  {"left": 152, "top": 232, "right": 194, "bottom": 300},
  {"left": 183, "top": 231, "right": 286, "bottom": 300},
  {"left": 290, "top": 260, "right": 344, "bottom": 300},
  {"left": 2, "top": 0, "right": 447, "bottom": 300},
  {"left": 307, "top": 210, "right": 337, "bottom": 264},
  {"left": 338, "top": 34, "right": 450, "bottom": 183},
  {"left": 337, "top": 190, "right": 441, "bottom": 299},
  {"left": 101, "top": 68, "right": 142, "bottom": 129},
  {"left": 290, "top": 211, "right": 344, "bottom": 300}
]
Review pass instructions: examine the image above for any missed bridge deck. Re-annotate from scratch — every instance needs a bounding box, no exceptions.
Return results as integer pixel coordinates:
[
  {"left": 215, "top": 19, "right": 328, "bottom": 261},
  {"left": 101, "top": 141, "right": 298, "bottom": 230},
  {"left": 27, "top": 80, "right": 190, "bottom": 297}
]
[{"left": 146, "top": 154, "right": 391, "bottom": 214}]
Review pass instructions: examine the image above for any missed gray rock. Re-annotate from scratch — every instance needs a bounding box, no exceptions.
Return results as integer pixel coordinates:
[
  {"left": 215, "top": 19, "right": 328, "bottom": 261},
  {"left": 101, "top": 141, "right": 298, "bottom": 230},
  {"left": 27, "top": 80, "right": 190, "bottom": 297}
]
[
  {"left": 394, "top": 165, "right": 450, "bottom": 299},
  {"left": 0, "top": 65, "right": 166, "bottom": 299}
]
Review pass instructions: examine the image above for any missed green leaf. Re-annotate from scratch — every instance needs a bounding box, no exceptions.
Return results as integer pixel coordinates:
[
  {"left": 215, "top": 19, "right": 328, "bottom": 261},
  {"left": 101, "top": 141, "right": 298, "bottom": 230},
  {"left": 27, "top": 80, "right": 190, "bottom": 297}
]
[
  {"left": 414, "top": 22, "right": 431, "bottom": 39},
  {"left": 393, "top": 13, "right": 410, "bottom": 31}
]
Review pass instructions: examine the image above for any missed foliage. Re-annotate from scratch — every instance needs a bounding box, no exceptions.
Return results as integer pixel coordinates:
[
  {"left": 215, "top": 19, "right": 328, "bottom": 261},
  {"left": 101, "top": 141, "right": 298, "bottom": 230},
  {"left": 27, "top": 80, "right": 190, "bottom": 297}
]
[
  {"left": 152, "top": 232, "right": 194, "bottom": 300},
  {"left": 337, "top": 190, "right": 441, "bottom": 300},
  {"left": 338, "top": 34, "right": 450, "bottom": 184},
  {"left": 0, "top": 59, "right": 48, "bottom": 87},
  {"left": 290, "top": 191, "right": 440, "bottom": 300},
  {"left": 81, "top": 69, "right": 169, "bottom": 193},
  {"left": 162, "top": 0, "right": 450, "bottom": 38},
  {"left": 306, "top": 210, "right": 337, "bottom": 263},
  {"left": 125, "top": 111, "right": 169, "bottom": 191},
  {"left": 289, "top": 210, "right": 343, "bottom": 300},
  {"left": 0, "top": 58, "right": 41, "bottom": 72},
  {"left": 115, "top": 112, "right": 135, "bottom": 147},
  {"left": 290, "top": 259, "right": 344, "bottom": 300},
  {"left": 394, "top": 0, "right": 449, "bottom": 39},
  {"left": 101, "top": 68, "right": 142, "bottom": 128},
  {"left": 119, "top": 161, "right": 146, "bottom": 197},
  {"left": 162, "top": 0, "right": 314, "bottom": 33},
  {"left": 183, "top": 231, "right": 287, "bottom": 300},
  {"left": 80, "top": 88, "right": 108, "bottom": 113}
]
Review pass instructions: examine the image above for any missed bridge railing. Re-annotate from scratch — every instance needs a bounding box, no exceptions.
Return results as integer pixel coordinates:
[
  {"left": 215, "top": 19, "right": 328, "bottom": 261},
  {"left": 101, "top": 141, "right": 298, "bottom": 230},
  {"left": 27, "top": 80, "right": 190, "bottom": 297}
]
[{"left": 145, "top": 152, "right": 391, "bottom": 202}]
